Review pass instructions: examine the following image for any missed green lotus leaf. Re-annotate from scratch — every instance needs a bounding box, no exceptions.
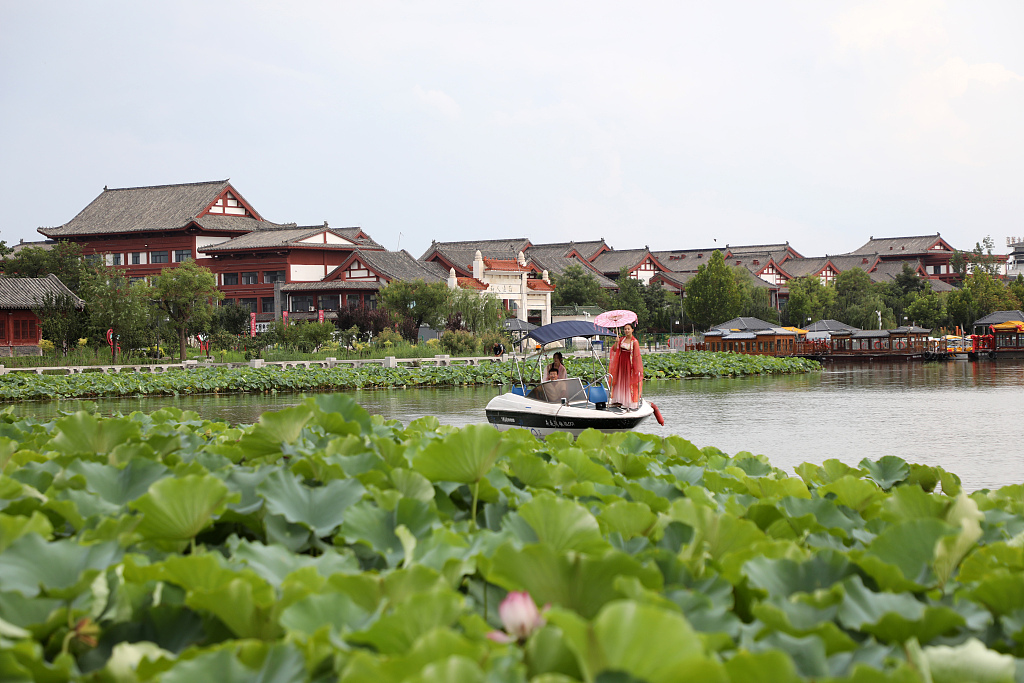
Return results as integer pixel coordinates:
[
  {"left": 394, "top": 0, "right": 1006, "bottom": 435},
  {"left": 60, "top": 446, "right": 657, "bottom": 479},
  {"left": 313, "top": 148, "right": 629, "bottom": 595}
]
[
  {"left": 0, "top": 534, "right": 121, "bottom": 599},
  {"left": 744, "top": 631, "right": 828, "bottom": 679},
  {"left": 837, "top": 575, "right": 964, "bottom": 644},
  {"left": 409, "top": 655, "right": 484, "bottom": 683},
  {"left": 340, "top": 498, "right": 436, "bottom": 567},
  {"left": 236, "top": 404, "right": 314, "bottom": 458},
  {"left": 131, "top": 473, "right": 236, "bottom": 545},
  {"left": 668, "top": 498, "right": 768, "bottom": 565},
  {"left": 794, "top": 459, "right": 863, "bottom": 487},
  {"left": 879, "top": 483, "right": 947, "bottom": 523},
  {"left": 859, "top": 456, "right": 910, "bottom": 490},
  {"left": 279, "top": 590, "right": 373, "bottom": 637},
  {"left": 598, "top": 501, "right": 657, "bottom": 540},
  {"left": 48, "top": 412, "right": 141, "bottom": 455},
  {"left": 102, "top": 641, "right": 174, "bottom": 683},
  {"left": 311, "top": 393, "right": 373, "bottom": 435},
  {"left": 0, "top": 511, "right": 52, "bottom": 553},
  {"left": 390, "top": 468, "right": 435, "bottom": 502},
  {"left": 228, "top": 537, "right": 358, "bottom": 586},
  {"left": 852, "top": 518, "right": 957, "bottom": 591},
  {"left": 517, "top": 494, "right": 609, "bottom": 554},
  {"left": 922, "top": 638, "right": 1015, "bottom": 683},
  {"left": 412, "top": 423, "right": 508, "bottom": 484},
  {"left": 157, "top": 643, "right": 305, "bottom": 683},
  {"left": 744, "top": 551, "right": 855, "bottom": 598},
  {"left": 751, "top": 598, "right": 856, "bottom": 655},
  {"left": 959, "top": 543, "right": 1024, "bottom": 583},
  {"left": 220, "top": 468, "right": 271, "bottom": 515},
  {"left": 738, "top": 473, "right": 811, "bottom": 501},
  {"left": 933, "top": 494, "right": 984, "bottom": 587},
  {"left": 547, "top": 600, "right": 723, "bottom": 683},
  {"left": 552, "top": 448, "right": 615, "bottom": 486},
  {"left": 0, "top": 590, "right": 63, "bottom": 631},
  {"left": 723, "top": 648, "right": 801, "bottom": 683},
  {"left": 969, "top": 572, "right": 1024, "bottom": 617},
  {"left": 186, "top": 573, "right": 280, "bottom": 640},
  {"left": 507, "top": 452, "right": 556, "bottom": 489},
  {"left": 817, "top": 475, "right": 888, "bottom": 514},
  {"left": 66, "top": 458, "right": 168, "bottom": 506},
  {"left": 257, "top": 470, "right": 365, "bottom": 537},
  {"left": 348, "top": 589, "right": 463, "bottom": 655},
  {"left": 486, "top": 542, "right": 661, "bottom": 619}
]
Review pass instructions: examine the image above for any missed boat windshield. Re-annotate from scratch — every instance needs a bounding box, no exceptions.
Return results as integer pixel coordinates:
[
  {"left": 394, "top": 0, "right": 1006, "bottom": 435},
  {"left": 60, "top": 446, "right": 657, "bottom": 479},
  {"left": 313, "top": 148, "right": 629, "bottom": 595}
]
[{"left": 526, "top": 378, "right": 588, "bottom": 404}]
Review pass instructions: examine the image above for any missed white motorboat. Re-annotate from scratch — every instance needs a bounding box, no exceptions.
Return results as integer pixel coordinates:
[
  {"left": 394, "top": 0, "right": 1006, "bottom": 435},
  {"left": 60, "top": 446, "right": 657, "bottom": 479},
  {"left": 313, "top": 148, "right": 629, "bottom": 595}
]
[{"left": 485, "top": 320, "right": 656, "bottom": 438}]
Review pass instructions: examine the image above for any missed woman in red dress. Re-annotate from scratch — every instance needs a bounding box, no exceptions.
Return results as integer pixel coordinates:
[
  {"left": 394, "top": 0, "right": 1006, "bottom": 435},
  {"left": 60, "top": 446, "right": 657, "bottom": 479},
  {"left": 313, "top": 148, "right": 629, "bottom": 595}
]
[{"left": 608, "top": 323, "right": 643, "bottom": 409}]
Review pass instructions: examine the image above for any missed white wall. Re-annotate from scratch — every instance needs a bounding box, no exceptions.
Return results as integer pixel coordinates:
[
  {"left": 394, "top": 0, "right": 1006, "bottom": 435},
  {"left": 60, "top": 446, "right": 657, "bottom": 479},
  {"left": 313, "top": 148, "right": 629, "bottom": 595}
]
[
  {"left": 290, "top": 264, "right": 327, "bottom": 281},
  {"left": 195, "top": 236, "right": 230, "bottom": 258}
]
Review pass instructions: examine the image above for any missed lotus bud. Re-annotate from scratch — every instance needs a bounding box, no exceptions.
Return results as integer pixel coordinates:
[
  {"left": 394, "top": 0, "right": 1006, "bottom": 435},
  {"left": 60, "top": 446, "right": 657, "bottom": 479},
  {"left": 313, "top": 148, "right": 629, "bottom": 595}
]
[{"left": 498, "top": 591, "right": 545, "bottom": 641}]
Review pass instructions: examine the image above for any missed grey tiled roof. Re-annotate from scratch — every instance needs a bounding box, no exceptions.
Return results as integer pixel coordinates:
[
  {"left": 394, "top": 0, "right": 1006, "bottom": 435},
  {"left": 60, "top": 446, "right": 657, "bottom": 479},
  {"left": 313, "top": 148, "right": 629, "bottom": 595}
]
[
  {"left": 199, "top": 227, "right": 379, "bottom": 252},
  {"left": 419, "top": 238, "right": 531, "bottom": 264},
  {"left": 725, "top": 243, "right": 792, "bottom": 254},
  {"left": 350, "top": 249, "right": 446, "bottom": 283},
  {"left": 847, "top": 234, "right": 951, "bottom": 255},
  {"left": 589, "top": 248, "right": 658, "bottom": 275},
  {"left": 280, "top": 280, "right": 385, "bottom": 292},
  {"left": 712, "top": 317, "right": 777, "bottom": 331},
  {"left": 527, "top": 240, "right": 609, "bottom": 261},
  {"left": 39, "top": 180, "right": 289, "bottom": 237},
  {"left": 973, "top": 310, "right": 1024, "bottom": 326},
  {"left": 652, "top": 248, "right": 718, "bottom": 272},
  {"left": 806, "top": 319, "right": 859, "bottom": 333},
  {"left": 0, "top": 274, "right": 85, "bottom": 309},
  {"left": 530, "top": 253, "right": 617, "bottom": 288},
  {"left": 10, "top": 240, "right": 56, "bottom": 254}
]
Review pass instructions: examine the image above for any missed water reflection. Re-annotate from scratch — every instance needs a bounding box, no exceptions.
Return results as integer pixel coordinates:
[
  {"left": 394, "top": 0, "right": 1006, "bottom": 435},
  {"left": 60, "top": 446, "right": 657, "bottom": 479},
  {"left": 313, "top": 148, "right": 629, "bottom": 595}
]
[{"left": 9, "top": 361, "right": 1023, "bottom": 491}]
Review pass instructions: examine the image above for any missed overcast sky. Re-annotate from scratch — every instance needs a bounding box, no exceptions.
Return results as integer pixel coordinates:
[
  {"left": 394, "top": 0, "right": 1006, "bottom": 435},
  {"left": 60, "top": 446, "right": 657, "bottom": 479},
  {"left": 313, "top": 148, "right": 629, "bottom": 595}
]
[{"left": 2, "top": 1, "right": 1022, "bottom": 260}]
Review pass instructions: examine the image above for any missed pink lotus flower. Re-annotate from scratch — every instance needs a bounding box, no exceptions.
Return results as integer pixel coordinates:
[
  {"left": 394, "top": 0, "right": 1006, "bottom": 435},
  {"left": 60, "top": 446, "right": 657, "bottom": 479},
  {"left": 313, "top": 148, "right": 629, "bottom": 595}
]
[{"left": 487, "top": 591, "right": 546, "bottom": 643}]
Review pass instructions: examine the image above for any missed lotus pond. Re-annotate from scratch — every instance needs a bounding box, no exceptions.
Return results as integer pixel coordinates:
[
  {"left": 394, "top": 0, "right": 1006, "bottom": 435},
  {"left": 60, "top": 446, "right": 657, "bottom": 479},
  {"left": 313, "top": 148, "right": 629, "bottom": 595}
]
[
  {"left": 3, "top": 396, "right": 1024, "bottom": 682},
  {"left": 0, "top": 352, "right": 818, "bottom": 402}
]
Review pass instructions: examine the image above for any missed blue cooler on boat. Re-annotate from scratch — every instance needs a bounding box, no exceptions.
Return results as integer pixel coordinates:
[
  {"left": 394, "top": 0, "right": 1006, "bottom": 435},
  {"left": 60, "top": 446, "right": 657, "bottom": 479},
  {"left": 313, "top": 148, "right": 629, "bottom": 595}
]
[
  {"left": 511, "top": 386, "right": 526, "bottom": 396},
  {"left": 587, "top": 385, "right": 608, "bottom": 410}
]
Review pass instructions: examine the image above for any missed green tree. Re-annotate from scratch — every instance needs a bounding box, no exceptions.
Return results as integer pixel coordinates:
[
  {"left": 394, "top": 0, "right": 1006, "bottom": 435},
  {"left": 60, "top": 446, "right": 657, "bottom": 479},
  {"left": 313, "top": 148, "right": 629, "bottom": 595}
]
[
  {"left": 151, "top": 259, "right": 223, "bottom": 361},
  {"left": 683, "top": 251, "right": 740, "bottom": 330},
  {"left": 0, "top": 242, "right": 88, "bottom": 293},
  {"left": 81, "top": 266, "right": 153, "bottom": 362},
  {"left": 551, "top": 264, "right": 612, "bottom": 308},
  {"left": 959, "top": 271, "right": 1017, "bottom": 321},
  {"left": 969, "top": 236, "right": 1001, "bottom": 277},
  {"left": 783, "top": 276, "right": 836, "bottom": 328},
  {"left": 611, "top": 268, "right": 651, "bottom": 331},
  {"left": 905, "top": 290, "right": 947, "bottom": 330},
  {"left": 33, "top": 291, "right": 86, "bottom": 357},
  {"left": 732, "top": 268, "right": 779, "bottom": 325},
  {"left": 379, "top": 279, "right": 452, "bottom": 332},
  {"left": 834, "top": 268, "right": 894, "bottom": 329},
  {"left": 1009, "top": 274, "right": 1024, "bottom": 309},
  {"left": 212, "top": 301, "right": 250, "bottom": 336},
  {"left": 946, "top": 287, "right": 977, "bottom": 333},
  {"left": 449, "top": 289, "right": 504, "bottom": 334},
  {"left": 641, "top": 278, "right": 673, "bottom": 332}
]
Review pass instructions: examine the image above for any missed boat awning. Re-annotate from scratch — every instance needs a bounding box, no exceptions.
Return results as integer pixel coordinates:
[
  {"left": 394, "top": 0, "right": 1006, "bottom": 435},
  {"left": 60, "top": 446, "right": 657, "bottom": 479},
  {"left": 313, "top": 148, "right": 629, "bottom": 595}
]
[
  {"left": 991, "top": 321, "right": 1024, "bottom": 332},
  {"left": 781, "top": 326, "right": 807, "bottom": 334},
  {"left": 526, "top": 320, "right": 615, "bottom": 345}
]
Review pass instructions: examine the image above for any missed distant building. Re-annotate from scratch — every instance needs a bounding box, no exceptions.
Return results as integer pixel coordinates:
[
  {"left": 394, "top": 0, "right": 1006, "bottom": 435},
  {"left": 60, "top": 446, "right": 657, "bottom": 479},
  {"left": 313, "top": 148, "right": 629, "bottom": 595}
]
[{"left": 0, "top": 274, "right": 84, "bottom": 356}]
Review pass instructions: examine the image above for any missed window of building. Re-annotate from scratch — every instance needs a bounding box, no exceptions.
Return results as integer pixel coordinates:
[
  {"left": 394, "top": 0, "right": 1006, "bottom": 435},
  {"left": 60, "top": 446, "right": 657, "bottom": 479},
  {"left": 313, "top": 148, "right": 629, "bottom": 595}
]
[
  {"left": 13, "top": 319, "right": 36, "bottom": 341},
  {"left": 130, "top": 252, "right": 141, "bottom": 265},
  {"left": 317, "top": 294, "right": 340, "bottom": 310},
  {"left": 241, "top": 272, "right": 258, "bottom": 285},
  {"left": 291, "top": 295, "right": 316, "bottom": 312},
  {"left": 239, "top": 298, "right": 257, "bottom": 312},
  {"left": 174, "top": 249, "right": 192, "bottom": 262},
  {"left": 220, "top": 298, "right": 235, "bottom": 306},
  {"left": 261, "top": 297, "right": 276, "bottom": 313},
  {"left": 151, "top": 251, "right": 169, "bottom": 264},
  {"left": 111, "top": 254, "right": 122, "bottom": 266},
  {"left": 263, "top": 270, "right": 286, "bottom": 284},
  {"left": 129, "top": 277, "right": 144, "bottom": 284},
  {"left": 223, "top": 273, "right": 239, "bottom": 286},
  {"left": 367, "top": 294, "right": 377, "bottom": 310}
]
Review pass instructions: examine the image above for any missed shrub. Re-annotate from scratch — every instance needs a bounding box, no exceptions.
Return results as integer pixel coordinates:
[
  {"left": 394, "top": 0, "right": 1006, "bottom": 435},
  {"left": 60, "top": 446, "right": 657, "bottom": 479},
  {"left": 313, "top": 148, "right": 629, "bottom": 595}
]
[
  {"left": 38, "top": 339, "right": 55, "bottom": 355},
  {"left": 479, "top": 331, "right": 510, "bottom": 356},
  {"left": 440, "top": 329, "right": 478, "bottom": 356},
  {"left": 375, "top": 328, "right": 404, "bottom": 347}
]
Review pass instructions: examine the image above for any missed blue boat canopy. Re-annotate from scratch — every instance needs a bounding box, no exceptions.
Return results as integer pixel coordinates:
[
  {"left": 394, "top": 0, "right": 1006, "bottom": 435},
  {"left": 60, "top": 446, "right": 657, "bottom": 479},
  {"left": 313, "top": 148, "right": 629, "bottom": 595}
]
[{"left": 525, "top": 320, "right": 615, "bottom": 345}]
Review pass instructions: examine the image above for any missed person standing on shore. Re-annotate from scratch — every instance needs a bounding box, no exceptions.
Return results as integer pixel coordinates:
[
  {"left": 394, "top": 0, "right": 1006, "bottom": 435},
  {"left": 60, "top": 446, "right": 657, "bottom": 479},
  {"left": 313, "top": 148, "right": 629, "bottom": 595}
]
[{"left": 608, "top": 323, "right": 643, "bottom": 409}]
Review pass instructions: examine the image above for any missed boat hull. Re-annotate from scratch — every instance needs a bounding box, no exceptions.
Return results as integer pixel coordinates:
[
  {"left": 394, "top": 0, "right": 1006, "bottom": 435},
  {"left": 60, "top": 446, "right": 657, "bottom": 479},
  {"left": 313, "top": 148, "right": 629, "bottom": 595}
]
[{"left": 485, "top": 392, "right": 654, "bottom": 438}]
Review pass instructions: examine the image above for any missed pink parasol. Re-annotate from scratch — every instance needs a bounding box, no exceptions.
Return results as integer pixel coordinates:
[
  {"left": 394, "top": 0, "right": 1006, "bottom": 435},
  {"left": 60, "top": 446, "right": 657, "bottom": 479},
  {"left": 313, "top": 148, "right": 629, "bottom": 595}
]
[{"left": 594, "top": 309, "right": 638, "bottom": 329}]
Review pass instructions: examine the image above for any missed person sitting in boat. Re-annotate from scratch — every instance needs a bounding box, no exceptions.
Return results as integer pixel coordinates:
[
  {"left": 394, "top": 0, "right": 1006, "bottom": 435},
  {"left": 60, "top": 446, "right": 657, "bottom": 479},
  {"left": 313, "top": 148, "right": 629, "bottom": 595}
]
[
  {"left": 548, "top": 352, "right": 567, "bottom": 380},
  {"left": 536, "top": 367, "right": 567, "bottom": 402},
  {"left": 608, "top": 323, "right": 643, "bottom": 410}
]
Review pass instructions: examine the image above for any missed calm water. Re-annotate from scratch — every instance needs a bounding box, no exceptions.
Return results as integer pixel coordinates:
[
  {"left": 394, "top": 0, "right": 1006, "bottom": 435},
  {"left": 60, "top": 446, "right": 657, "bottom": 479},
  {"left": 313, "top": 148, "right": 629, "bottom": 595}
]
[{"left": 8, "top": 361, "right": 1023, "bottom": 491}]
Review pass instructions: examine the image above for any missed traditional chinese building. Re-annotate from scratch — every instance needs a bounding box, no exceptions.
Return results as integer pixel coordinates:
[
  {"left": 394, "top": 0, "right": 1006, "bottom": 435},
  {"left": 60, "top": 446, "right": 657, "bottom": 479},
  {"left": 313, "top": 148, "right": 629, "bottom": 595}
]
[{"left": 0, "top": 275, "right": 84, "bottom": 356}]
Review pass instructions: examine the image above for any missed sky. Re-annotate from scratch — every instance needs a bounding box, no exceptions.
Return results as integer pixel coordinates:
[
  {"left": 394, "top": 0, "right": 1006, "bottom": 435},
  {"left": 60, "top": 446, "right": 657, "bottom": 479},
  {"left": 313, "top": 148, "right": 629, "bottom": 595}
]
[{"left": 2, "top": 1, "right": 1023, "bottom": 260}]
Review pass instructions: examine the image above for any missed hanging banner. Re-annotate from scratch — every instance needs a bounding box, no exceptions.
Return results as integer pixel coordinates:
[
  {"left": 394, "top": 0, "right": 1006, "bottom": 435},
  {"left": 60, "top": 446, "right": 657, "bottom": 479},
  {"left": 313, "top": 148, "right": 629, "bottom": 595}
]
[
  {"left": 106, "top": 328, "right": 114, "bottom": 348},
  {"left": 250, "top": 312, "right": 257, "bottom": 337},
  {"left": 282, "top": 311, "right": 289, "bottom": 326},
  {"left": 318, "top": 309, "right": 325, "bottom": 323}
]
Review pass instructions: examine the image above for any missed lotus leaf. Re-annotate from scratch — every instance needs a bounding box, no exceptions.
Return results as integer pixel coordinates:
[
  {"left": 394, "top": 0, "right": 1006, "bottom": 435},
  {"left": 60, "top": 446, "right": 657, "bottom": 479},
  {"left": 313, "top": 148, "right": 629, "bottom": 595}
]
[
  {"left": 258, "top": 470, "right": 365, "bottom": 537},
  {"left": 131, "top": 473, "right": 235, "bottom": 545},
  {"left": 0, "top": 534, "right": 121, "bottom": 599}
]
